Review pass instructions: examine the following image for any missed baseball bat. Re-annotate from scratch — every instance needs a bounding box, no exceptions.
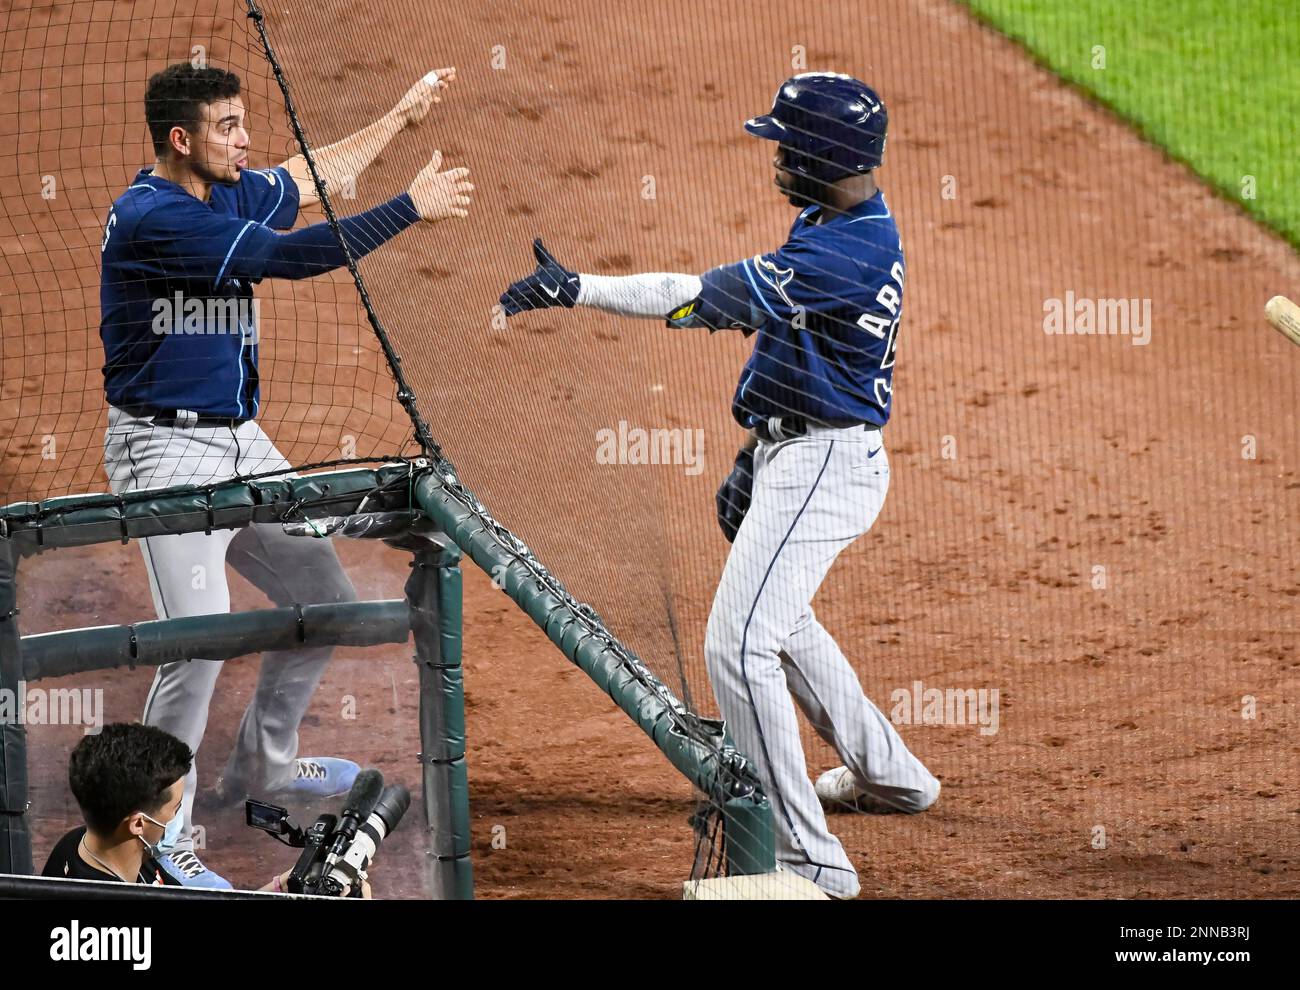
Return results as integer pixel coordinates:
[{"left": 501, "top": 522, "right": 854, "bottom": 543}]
[{"left": 1264, "top": 295, "right": 1300, "bottom": 347}]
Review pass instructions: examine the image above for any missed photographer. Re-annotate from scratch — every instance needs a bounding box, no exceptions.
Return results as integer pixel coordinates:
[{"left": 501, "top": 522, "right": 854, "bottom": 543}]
[{"left": 41, "top": 722, "right": 344, "bottom": 893}]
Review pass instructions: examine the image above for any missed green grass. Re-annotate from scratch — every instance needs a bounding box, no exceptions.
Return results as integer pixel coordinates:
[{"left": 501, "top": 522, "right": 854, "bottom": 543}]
[{"left": 962, "top": 0, "right": 1300, "bottom": 246}]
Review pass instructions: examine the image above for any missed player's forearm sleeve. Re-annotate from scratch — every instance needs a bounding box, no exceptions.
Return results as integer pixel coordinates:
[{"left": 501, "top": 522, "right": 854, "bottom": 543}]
[
  {"left": 258, "top": 193, "right": 422, "bottom": 279},
  {"left": 667, "top": 261, "right": 763, "bottom": 333},
  {"left": 575, "top": 272, "right": 703, "bottom": 319}
]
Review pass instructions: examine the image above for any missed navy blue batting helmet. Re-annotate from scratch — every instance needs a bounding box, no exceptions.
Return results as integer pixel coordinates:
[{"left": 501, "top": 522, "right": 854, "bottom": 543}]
[{"left": 744, "top": 72, "right": 888, "bottom": 182}]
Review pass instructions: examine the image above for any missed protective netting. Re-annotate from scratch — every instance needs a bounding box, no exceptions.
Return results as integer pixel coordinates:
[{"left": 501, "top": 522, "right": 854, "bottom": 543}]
[
  {"left": 3, "top": 0, "right": 1298, "bottom": 898},
  {"left": 0, "top": 0, "right": 427, "bottom": 898},
  {"left": 0, "top": 0, "right": 415, "bottom": 505}
]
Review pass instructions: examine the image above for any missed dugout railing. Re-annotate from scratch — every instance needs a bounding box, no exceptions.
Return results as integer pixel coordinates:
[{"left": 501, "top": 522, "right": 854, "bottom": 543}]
[{"left": 0, "top": 461, "right": 774, "bottom": 898}]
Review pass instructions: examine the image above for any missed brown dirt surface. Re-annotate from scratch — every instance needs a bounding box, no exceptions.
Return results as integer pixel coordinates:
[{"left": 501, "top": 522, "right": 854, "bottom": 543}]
[{"left": 5, "top": 0, "right": 1298, "bottom": 899}]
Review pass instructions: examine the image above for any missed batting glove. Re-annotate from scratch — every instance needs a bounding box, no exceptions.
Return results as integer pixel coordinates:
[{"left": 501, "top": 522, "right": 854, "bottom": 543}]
[
  {"left": 499, "top": 238, "right": 581, "bottom": 315},
  {"left": 715, "top": 446, "right": 755, "bottom": 543}
]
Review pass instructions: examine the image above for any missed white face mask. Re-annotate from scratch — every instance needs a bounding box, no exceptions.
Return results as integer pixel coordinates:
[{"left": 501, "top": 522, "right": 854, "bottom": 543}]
[{"left": 139, "top": 805, "right": 185, "bottom": 856}]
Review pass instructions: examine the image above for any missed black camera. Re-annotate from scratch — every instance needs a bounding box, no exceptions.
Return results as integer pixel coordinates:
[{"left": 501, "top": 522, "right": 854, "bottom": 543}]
[{"left": 246, "top": 768, "right": 410, "bottom": 897}]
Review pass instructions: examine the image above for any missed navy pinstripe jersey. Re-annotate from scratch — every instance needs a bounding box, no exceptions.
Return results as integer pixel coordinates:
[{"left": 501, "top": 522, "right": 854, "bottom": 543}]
[{"left": 669, "top": 191, "right": 905, "bottom": 430}]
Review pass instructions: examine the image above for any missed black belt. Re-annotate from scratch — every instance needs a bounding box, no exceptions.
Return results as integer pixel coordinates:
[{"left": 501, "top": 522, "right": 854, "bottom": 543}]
[
  {"left": 753, "top": 417, "right": 881, "bottom": 443},
  {"left": 118, "top": 405, "right": 250, "bottom": 429}
]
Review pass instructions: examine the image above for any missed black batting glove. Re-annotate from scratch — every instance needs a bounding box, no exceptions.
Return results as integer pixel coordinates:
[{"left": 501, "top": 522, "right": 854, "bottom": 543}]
[
  {"left": 499, "top": 238, "right": 581, "bottom": 315},
  {"left": 715, "top": 446, "right": 755, "bottom": 543}
]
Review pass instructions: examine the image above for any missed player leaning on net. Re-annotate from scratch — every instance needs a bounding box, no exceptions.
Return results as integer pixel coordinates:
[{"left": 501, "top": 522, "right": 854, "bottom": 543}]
[
  {"left": 500, "top": 72, "right": 938, "bottom": 899},
  {"left": 97, "top": 62, "right": 473, "bottom": 889}
]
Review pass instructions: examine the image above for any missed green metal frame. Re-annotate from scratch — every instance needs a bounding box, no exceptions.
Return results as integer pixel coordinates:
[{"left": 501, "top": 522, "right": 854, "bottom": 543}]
[
  {"left": 0, "top": 464, "right": 420, "bottom": 554},
  {"left": 406, "top": 541, "right": 474, "bottom": 899},
  {"left": 19, "top": 601, "right": 410, "bottom": 680},
  {"left": 0, "top": 462, "right": 776, "bottom": 890},
  {"left": 411, "top": 472, "right": 775, "bottom": 872},
  {"left": 0, "top": 538, "right": 30, "bottom": 875}
]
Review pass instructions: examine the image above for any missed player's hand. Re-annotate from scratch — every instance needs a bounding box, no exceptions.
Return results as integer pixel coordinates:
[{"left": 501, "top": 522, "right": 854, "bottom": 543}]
[
  {"left": 258, "top": 869, "right": 293, "bottom": 893},
  {"left": 716, "top": 445, "right": 755, "bottom": 543},
  {"left": 499, "top": 239, "right": 580, "bottom": 315},
  {"left": 389, "top": 68, "right": 455, "bottom": 129},
  {"left": 408, "top": 151, "right": 473, "bottom": 221},
  {"left": 341, "top": 872, "right": 373, "bottom": 899}
]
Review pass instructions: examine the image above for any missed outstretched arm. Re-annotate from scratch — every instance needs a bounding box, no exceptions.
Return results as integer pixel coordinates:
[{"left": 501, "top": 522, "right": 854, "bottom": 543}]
[
  {"left": 576, "top": 272, "right": 702, "bottom": 318},
  {"left": 499, "top": 239, "right": 700, "bottom": 319},
  {"left": 256, "top": 150, "right": 471, "bottom": 279},
  {"left": 280, "top": 69, "right": 456, "bottom": 208},
  {"left": 141, "top": 152, "right": 472, "bottom": 285},
  {"left": 499, "top": 239, "right": 761, "bottom": 332}
]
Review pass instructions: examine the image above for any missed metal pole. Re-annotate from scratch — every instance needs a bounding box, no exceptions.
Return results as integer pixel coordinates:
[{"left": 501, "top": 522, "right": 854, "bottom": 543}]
[
  {"left": 405, "top": 540, "right": 473, "bottom": 899},
  {"left": 0, "top": 537, "right": 31, "bottom": 874},
  {"left": 413, "top": 474, "right": 775, "bottom": 868},
  {"left": 20, "top": 600, "right": 411, "bottom": 680},
  {"left": 723, "top": 796, "right": 777, "bottom": 876}
]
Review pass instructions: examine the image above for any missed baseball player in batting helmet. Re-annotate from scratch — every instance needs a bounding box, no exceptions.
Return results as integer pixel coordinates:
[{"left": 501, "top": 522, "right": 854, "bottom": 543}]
[
  {"left": 97, "top": 62, "right": 472, "bottom": 887},
  {"left": 499, "top": 71, "right": 939, "bottom": 899}
]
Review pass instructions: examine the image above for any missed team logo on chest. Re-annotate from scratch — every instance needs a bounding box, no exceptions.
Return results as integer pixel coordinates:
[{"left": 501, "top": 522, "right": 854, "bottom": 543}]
[{"left": 752, "top": 254, "right": 796, "bottom": 308}]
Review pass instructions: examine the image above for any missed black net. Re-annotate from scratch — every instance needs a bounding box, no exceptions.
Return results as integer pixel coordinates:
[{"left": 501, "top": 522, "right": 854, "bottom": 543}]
[
  {"left": 0, "top": 0, "right": 414, "bottom": 507},
  {"left": 242, "top": 0, "right": 1300, "bottom": 899},
  {"left": 3, "top": 0, "right": 1296, "bottom": 900}
]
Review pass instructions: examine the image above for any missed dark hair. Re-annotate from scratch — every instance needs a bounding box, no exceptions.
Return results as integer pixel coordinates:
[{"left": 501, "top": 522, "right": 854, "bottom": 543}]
[
  {"left": 68, "top": 723, "right": 192, "bottom": 837},
  {"left": 144, "top": 62, "right": 242, "bottom": 157}
]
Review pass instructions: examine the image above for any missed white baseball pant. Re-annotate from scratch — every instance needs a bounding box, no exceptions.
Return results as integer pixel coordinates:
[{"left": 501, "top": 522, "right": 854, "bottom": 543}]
[
  {"left": 103, "top": 405, "right": 356, "bottom": 855},
  {"left": 704, "top": 423, "right": 939, "bottom": 898}
]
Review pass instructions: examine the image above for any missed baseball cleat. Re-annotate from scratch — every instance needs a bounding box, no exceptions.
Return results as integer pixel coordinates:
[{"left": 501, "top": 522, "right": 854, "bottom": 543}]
[
  {"left": 159, "top": 850, "right": 233, "bottom": 889},
  {"left": 279, "top": 756, "right": 361, "bottom": 800},
  {"left": 814, "top": 766, "right": 910, "bottom": 815}
]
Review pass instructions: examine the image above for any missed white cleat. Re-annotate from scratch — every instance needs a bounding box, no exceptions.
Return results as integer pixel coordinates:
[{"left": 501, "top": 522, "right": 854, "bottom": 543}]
[{"left": 814, "top": 766, "right": 937, "bottom": 815}]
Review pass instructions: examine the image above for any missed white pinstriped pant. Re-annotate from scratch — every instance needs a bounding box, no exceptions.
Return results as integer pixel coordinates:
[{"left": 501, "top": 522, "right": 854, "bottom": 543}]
[
  {"left": 103, "top": 406, "right": 356, "bottom": 855},
  {"left": 704, "top": 425, "right": 939, "bottom": 898}
]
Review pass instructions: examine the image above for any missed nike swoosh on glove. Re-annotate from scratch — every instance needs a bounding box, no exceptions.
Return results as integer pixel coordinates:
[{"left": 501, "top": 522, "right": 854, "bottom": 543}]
[{"left": 499, "top": 238, "right": 581, "bottom": 315}]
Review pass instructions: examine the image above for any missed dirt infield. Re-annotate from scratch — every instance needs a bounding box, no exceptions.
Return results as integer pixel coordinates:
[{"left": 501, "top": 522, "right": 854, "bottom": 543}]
[{"left": 6, "top": 0, "right": 1298, "bottom": 898}]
